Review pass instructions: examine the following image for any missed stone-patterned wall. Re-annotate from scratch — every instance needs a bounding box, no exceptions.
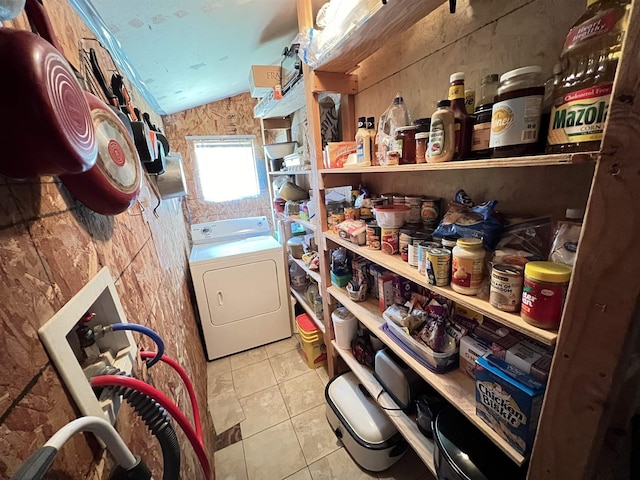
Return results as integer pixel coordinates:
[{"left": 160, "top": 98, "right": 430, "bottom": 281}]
[
  {"left": 162, "top": 94, "right": 272, "bottom": 226},
  {"left": 0, "top": 2, "right": 213, "bottom": 479}
]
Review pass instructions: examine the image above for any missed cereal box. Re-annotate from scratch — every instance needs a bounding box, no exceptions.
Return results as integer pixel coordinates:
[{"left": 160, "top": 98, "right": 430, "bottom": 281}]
[
  {"left": 378, "top": 274, "right": 395, "bottom": 313},
  {"left": 475, "top": 355, "right": 545, "bottom": 456}
]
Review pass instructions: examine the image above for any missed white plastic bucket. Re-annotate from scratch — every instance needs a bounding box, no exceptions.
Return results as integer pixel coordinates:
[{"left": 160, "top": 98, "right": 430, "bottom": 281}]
[{"left": 332, "top": 307, "right": 358, "bottom": 350}]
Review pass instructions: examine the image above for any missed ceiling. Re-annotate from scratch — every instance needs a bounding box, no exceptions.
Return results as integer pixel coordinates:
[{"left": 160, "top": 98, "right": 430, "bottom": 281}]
[{"left": 89, "top": 0, "right": 323, "bottom": 115}]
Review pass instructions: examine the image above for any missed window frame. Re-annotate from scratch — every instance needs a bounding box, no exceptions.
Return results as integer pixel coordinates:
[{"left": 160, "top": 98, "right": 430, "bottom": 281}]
[{"left": 188, "top": 135, "right": 262, "bottom": 203}]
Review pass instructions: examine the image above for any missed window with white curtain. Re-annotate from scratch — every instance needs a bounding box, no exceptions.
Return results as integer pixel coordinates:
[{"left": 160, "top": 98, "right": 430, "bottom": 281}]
[{"left": 190, "top": 135, "right": 261, "bottom": 203}]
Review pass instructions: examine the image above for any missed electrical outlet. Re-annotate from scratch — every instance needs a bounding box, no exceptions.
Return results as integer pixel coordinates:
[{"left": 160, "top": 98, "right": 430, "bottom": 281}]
[{"left": 39, "top": 267, "right": 137, "bottom": 424}]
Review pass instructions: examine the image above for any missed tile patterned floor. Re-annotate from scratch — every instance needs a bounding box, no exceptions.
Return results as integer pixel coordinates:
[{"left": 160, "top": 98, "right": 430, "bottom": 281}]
[{"left": 208, "top": 337, "right": 436, "bottom": 480}]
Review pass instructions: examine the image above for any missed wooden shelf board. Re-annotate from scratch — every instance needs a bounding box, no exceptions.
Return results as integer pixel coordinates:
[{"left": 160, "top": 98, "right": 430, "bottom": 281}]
[
  {"left": 291, "top": 216, "right": 317, "bottom": 232},
  {"left": 289, "top": 255, "right": 322, "bottom": 285},
  {"left": 314, "top": 0, "right": 443, "bottom": 74},
  {"left": 291, "top": 286, "right": 325, "bottom": 333},
  {"left": 325, "top": 232, "right": 557, "bottom": 346},
  {"left": 331, "top": 340, "right": 437, "bottom": 475},
  {"left": 254, "top": 80, "right": 306, "bottom": 119},
  {"left": 268, "top": 169, "right": 312, "bottom": 176},
  {"left": 328, "top": 286, "right": 527, "bottom": 466},
  {"left": 318, "top": 152, "right": 597, "bottom": 174}
]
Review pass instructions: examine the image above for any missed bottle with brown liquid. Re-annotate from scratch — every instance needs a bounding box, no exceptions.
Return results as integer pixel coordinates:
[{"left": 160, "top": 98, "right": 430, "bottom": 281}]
[
  {"left": 546, "top": 0, "right": 631, "bottom": 153},
  {"left": 447, "top": 72, "right": 474, "bottom": 160}
]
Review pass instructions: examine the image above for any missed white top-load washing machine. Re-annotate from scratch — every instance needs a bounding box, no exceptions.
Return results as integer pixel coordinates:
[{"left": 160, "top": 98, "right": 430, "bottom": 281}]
[{"left": 189, "top": 216, "right": 291, "bottom": 360}]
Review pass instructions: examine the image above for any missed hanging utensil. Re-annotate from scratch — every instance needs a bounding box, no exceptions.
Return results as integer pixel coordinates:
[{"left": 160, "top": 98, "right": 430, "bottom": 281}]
[
  {"left": 112, "top": 73, "right": 154, "bottom": 163},
  {"left": 142, "top": 111, "right": 170, "bottom": 154},
  {"left": 88, "top": 47, "right": 134, "bottom": 139},
  {"left": 59, "top": 93, "right": 142, "bottom": 215},
  {"left": 24, "top": 0, "right": 141, "bottom": 214},
  {"left": 0, "top": 0, "right": 97, "bottom": 178}
]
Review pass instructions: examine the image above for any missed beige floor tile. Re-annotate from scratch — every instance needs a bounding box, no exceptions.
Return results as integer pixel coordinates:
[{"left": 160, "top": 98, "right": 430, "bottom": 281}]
[
  {"left": 285, "top": 468, "right": 312, "bottom": 480},
  {"left": 315, "top": 365, "right": 330, "bottom": 386},
  {"left": 232, "top": 359, "right": 277, "bottom": 398},
  {"left": 208, "top": 357, "right": 231, "bottom": 380},
  {"left": 207, "top": 371, "right": 244, "bottom": 433},
  {"left": 243, "top": 420, "right": 307, "bottom": 480},
  {"left": 208, "top": 388, "right": 245, "bottom": 437},
  {"left": 308, "top": 448, "right": 378, "bottom": 480},
  {"left": 230, "top": 347, "right": 268, "bottom": 370},
  {"left": 265, "top": 336, "right": 299, "bottom": 358},
  {"left": 291, "top": 404, "right": 341, "bottom": 465},
  {"left": 214, "top": 441, "right": 248, "bottom": 480},
  {"left": 280, "top": 371, "right": 326, "bottom": 417},
  {"left": 239, "top": 385, "right": 290, "bottom": 438},
  {"left": 208, "top": 371, "right": 236, "bottom": 397},
  {"left": 270, "top": 348, "right": 311, "bottom": 383},
  {"left": 377, "top": 447, "right": 435, "bottom": 480}
]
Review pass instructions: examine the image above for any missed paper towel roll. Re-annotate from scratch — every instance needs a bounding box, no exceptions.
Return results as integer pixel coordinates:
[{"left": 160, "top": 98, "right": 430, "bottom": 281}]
[
  {"left": 277, "top": 219, "right": 293, "bottom": 245},
  {"left": 157, "top": 152, "right": 187, "bottom": 199}
]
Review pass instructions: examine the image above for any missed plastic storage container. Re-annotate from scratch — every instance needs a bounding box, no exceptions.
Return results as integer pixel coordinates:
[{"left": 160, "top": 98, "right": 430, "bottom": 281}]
[
  {"left": 296, "top": 313, "right": 326, "bottom": 369},
  {"left": 325, "top": 372, "right": 408, "bottom": 472},
  {"left": 332, "top": 307, "right": 358, "bottom": 350},
  {"left": 451, "top": 238, "right": 485, "bottom": 295},
  {"left": 384, "top": 319, "right": 458, "bottom": 372}
]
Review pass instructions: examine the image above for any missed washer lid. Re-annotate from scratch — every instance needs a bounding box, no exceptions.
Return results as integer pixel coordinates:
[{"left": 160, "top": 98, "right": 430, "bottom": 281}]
[
  {"left": 327, "top": 372, "right": 396, "bottom": 445},
  {"left": 189, "top": 235, "right": 281, "bottom": 264}
]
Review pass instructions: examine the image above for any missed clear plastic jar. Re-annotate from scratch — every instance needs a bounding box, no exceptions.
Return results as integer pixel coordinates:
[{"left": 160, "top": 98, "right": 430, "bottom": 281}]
[
  {"left": 490, "top": 66, "right": 544, "bottom": 157},
  {"left": 451, "top": 238, "right": 485, "bottom": 295}
]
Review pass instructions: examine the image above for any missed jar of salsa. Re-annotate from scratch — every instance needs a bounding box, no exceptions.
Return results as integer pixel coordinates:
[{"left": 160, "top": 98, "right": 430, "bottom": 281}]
[{"left": 394, "top": 126, "right": 417, "bottom": 164}]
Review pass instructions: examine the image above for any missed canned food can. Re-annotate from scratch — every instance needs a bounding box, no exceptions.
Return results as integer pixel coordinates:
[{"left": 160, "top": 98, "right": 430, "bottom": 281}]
[
  {"left": 425, "top": 247, "right": 451, "bottom": 286},
  {"left": 421, "top": 198, "right": 440, "bottom": 227},
  {"left": 399, "top": 230, "right": 414, "bottom": 254},
  {"left": 405, "top": 196, "right": 422, "bottom": 223},
  {"left": 490, "top": 264, "right": 524, "bottom": 312},
  {"left": 417, "top": 242, "right": 430, "bottom": 275},
  {"left": 366, "top": 224, "right": 381, "bottom": 250},
  {"left": 381, "top": 227, "right": 399, "bottom": 254},
  {"left": 344, "top": 207, "right": 360, "bottom": 221},
  {"left": 330, "top": 213, "right": 345, "bottom": 233}
]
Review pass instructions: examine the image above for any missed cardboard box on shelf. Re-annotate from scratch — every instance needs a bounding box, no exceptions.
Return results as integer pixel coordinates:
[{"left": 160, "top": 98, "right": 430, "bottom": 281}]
[
  {"left": 459, "top": 335, "right": 490, "bottom": 378},
  {"left": 249, "top": 65, "right": 281, "bottom": 98},
  {"left": 475, "top": 355, "right": 545, "bottom": 456}
]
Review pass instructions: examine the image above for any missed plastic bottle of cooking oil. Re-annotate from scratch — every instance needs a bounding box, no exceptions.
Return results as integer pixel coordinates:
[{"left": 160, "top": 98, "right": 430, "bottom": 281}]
[{"left": 546, "top": 0, "right": 631, "bottom": 153}]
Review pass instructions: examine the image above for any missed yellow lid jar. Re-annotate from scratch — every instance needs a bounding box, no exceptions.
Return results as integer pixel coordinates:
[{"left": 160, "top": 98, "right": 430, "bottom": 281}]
[{"left": 521, "top": 261, "right": 572, "bottom": 329}]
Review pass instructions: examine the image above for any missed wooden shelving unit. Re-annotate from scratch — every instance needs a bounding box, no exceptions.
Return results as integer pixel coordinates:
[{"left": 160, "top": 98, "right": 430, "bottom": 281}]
[
  {"left": 332, "top": 339, "right": 437, "bottom": 475},
  {"left": 325, "top": 231, "right": 558, "bottom": 346},
  {"left": 290, "top": 286, "right": 324, "bottom": 333},
  {"left": 329, "top": 286, "right": 526, "bottom": 466},
  {"left": 294, "top": 0, "right": 640, "bottom": 477},
  {"left": 268, "top": 169, "right": 312, "bottom": 176},
  {"left": 254, "top": 79, "right": 306, "bottom": 119},
  {"left": 318, "top": 151, "right": 597, "bottom": 174},
  {"left": 313, "top": 0, "right": 444, "bottom": 74},
  {"left": 289, "top": 255, "right": 322, "bottom": 285}
]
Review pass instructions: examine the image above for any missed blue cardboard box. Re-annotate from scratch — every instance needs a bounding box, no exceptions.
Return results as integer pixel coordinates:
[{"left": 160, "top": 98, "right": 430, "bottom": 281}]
[{"left": 475, "top": 354, "right": 546, "bottom": 456}]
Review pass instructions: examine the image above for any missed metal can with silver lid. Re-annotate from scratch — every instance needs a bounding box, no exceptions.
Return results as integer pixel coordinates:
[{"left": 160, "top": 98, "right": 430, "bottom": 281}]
[{"left": 490, "top": 264, "right": 524, "bottom": 312}]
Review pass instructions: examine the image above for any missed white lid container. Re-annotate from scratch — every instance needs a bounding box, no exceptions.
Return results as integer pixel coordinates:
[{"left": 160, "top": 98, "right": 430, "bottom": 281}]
[
  {"left": 332, "top": 307, "right": 358, "bottom": 350},
  {"left": 327, "top": 372, "right": 397, "bottom": 445}
]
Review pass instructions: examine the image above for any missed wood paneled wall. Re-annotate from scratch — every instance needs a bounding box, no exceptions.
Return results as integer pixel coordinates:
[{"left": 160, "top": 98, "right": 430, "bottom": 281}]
[
  {"left": 163, "top": 93, "right": 272, "bottom": 226},
  {"left": 1, "top": 2, "right": 213, "bottom": 478}
]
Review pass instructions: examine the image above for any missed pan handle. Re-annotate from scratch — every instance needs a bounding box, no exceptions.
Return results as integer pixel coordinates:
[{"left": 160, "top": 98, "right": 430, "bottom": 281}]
[
  {"left": 89, "top": 48, "right": 118, "bottom": 108},
  {"left": 24, "top": 0, "right": 63, "bottom": 53}
]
